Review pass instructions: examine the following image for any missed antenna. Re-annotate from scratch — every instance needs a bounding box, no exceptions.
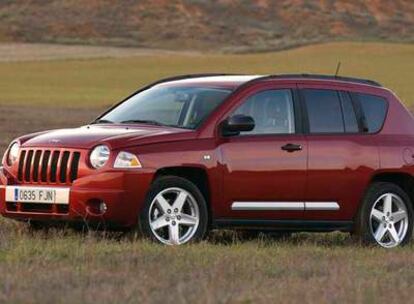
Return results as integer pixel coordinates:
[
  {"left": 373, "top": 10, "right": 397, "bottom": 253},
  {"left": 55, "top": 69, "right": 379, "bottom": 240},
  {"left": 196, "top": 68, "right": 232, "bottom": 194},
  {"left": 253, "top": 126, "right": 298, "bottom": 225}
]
[{"left": 335, "top": 62, "right": 341, "bottom": 77}]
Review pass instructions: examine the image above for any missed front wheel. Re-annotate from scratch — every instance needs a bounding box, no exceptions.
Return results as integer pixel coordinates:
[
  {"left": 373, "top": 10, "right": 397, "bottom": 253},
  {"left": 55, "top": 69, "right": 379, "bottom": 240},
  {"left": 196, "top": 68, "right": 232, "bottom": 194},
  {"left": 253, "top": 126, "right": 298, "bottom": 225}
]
[
  {"left": 139, "top": 176, "right": 209, "bottom": 245},
  {"left": 355, "top": 182, "right": 413, "bottom": 248}
]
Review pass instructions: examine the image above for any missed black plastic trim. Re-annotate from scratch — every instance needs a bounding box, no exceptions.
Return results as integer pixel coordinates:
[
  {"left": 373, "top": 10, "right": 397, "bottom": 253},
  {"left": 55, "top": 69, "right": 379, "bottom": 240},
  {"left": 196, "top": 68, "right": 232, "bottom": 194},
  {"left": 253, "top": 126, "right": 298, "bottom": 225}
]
[
  {"left": 292, "top": 88, "right": 304, "bottom": 134},
  {"left": 297, "top": 88, "right": 310, "bottom": 134},
  {"left": 348, "top": 91, "right": 368, "bottom": 133}
]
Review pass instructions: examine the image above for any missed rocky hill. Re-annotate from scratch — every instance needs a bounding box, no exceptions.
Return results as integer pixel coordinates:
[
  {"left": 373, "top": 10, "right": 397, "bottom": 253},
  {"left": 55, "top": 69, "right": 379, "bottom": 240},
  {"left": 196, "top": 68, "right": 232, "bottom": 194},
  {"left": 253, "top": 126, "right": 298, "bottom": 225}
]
[{"left": 0, "top": 0, "right": 413, "bottom": 52}]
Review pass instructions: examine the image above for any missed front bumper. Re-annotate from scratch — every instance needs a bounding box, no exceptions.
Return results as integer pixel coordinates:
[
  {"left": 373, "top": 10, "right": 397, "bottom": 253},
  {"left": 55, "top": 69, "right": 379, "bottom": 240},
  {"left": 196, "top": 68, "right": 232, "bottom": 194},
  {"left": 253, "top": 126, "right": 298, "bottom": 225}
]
[{"left": 0, "top": 168, "right": 154, "bottom": 228}]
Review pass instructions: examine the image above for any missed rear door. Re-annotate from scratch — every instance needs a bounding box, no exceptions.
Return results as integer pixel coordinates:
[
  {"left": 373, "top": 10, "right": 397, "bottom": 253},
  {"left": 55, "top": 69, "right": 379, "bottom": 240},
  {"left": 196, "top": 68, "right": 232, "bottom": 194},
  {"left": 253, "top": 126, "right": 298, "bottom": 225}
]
[{"left": 299, "top": 85, "right": 379, "bottom": 220}]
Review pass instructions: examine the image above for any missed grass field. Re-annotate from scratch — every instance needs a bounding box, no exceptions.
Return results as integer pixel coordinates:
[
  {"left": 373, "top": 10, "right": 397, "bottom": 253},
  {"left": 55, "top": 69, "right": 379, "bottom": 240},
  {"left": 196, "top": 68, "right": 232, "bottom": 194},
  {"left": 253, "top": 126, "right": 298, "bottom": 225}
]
[
  {"left": 2, "top": 221, "right": 414, "bottom": 304},
  {"left": 0, "top": 42, "right": 413, "bottom": 108},
  {"left": 1, "top": 42, "right": 414, "bottom": 303}
]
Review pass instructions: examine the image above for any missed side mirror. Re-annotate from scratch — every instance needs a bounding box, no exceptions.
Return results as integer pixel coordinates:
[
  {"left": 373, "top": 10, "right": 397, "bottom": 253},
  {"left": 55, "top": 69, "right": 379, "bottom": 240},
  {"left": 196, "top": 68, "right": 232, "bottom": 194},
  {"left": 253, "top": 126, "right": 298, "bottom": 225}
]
[{"left": 221, "top": 114, "right": 255, "bottom": 136}]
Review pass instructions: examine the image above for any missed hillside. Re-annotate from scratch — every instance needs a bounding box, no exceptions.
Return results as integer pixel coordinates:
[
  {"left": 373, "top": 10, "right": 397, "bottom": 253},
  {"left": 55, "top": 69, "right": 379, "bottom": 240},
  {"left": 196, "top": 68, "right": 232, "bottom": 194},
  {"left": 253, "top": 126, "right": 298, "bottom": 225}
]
[{"left": 0, "top": 0, "right": 413, "bottom": 52}]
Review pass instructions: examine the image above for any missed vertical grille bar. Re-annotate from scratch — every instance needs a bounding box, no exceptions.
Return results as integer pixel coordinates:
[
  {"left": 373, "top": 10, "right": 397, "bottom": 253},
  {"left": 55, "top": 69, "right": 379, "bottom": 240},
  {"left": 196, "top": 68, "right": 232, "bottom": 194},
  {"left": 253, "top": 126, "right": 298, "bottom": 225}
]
[
  {"left": 32, "top": 150, "right": 42, "bottom": 182},
  {"left": 37, "top": 150, "right": 45, "bottom": 183},
  {"left": 24, "top": 150, "right": 34, "bottom": 182},
  {"left": 55, "top": 151, "right": 64, "bottom": 184},
  {"left": 50, "top": 151, "right": 60, "bottom": 183},
  {"left": 18, "top": 150, "right": 27, "bottom": 181},
  {"left": 59, "top": 151, "right": 70, "bottom": 183},
  {"left": 66, "top": 152, "right": 74, "bottom": 183},
  {"left": 41, "top": 151, "right": 51, "bottom": 182},
  {"left": 70, "top": 152, "right": 81, "bottom": 182}
]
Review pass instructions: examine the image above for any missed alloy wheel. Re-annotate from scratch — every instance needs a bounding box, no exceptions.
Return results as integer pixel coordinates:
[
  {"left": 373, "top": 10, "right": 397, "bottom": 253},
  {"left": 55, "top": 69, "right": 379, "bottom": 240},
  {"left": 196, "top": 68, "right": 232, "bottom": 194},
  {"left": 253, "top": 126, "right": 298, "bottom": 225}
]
[
  {"left": 149, "top": 187, "right": 200, "bottom": 245},
  {"left": 369, "top": 193, "right": 409, "bottom": 248}
]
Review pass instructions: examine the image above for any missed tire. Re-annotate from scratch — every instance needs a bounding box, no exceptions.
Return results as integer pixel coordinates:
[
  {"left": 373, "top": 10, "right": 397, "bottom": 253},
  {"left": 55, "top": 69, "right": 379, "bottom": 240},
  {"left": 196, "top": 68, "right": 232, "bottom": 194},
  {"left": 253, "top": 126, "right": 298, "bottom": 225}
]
[
  {"left": 354, "top": 182, "right": 413, "bottom": 248},
  {"left": 139, "top": 176, "right": 209, "bottom": 245}
]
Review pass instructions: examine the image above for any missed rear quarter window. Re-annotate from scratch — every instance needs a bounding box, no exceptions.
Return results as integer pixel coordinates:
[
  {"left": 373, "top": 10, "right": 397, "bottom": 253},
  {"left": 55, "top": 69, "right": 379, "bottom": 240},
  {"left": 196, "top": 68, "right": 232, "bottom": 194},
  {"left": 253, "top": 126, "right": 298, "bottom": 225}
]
[{"left": 356, "top": 93, "right": 388, "bottom": 133}]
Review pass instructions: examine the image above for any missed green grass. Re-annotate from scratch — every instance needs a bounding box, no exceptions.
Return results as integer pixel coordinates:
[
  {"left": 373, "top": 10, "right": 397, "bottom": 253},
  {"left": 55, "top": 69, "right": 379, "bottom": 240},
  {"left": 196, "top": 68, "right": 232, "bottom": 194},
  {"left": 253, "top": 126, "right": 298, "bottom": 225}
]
[{"left": 1, "top": 42, "right": 413, "bottom": 108}]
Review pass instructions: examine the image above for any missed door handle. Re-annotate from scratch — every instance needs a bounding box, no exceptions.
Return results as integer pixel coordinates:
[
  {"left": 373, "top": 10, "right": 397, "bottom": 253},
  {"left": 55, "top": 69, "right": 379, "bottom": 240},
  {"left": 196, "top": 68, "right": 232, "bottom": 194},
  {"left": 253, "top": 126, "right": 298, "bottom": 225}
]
[{"left": 281, "top": 143, "right": 302, "bottom": 152}]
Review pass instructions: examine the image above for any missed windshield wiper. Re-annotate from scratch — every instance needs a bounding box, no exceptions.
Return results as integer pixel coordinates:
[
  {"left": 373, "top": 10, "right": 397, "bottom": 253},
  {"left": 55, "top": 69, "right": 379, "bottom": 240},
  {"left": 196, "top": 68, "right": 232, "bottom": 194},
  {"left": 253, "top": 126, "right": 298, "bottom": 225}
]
[
  {"left": 120, "top": 119, "right": 166, "bottom": 126},
  {"left": 90, "top": 119, "right": 114, "bottom": 125}
]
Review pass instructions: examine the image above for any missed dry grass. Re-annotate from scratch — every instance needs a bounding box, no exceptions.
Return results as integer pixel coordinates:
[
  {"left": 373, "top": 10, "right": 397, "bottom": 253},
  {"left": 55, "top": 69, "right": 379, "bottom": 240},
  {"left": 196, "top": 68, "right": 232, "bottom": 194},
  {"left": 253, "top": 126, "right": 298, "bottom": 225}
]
[
  {"left": 0, "top": 42, "right": 413, "bottom": 108},
  {"left": 0, "top": 43, "right": 200, "bottom": 62},
  {"left": 1, "top": 218, "right": 414, "bottom": 304}
]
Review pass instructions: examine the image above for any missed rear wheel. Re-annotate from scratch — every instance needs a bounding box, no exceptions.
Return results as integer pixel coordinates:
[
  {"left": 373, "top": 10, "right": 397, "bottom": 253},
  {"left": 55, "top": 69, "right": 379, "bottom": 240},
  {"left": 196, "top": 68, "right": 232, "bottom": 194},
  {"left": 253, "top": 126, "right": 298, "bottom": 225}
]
[
  {"left": 139, "top": 176, "right": 208, "bottom": 245},
  {"left": 355, "top": 182, "right": 413, "bottom": 248}
]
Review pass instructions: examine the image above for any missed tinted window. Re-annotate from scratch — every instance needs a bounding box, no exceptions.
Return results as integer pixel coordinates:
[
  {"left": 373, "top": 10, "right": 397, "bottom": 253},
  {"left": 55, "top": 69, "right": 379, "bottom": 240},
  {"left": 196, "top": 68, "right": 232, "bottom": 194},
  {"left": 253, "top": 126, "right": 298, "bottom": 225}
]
[
  {"left": 303, "top": 89, "right": 344, "bottom": 133},
  {"left": 233, "top": 89, "right": 295, "bottom": 135},
  {"left": 340, "top": 92, "right": 359, "bottom": 133},
  {"left": 357, "top": 93, "right": 387, "bottom": 133}
]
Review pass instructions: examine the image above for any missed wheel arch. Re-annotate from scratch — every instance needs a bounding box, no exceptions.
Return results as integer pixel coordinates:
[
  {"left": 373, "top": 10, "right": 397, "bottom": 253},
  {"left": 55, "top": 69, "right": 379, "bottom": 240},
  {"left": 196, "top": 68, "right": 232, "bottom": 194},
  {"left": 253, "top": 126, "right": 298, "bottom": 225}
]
[
  {"left": 153, "top": 166, "right": 212, "bottom": 222},
  {"left": 370, "top": 172, "right": 414, "bottom": 206}
]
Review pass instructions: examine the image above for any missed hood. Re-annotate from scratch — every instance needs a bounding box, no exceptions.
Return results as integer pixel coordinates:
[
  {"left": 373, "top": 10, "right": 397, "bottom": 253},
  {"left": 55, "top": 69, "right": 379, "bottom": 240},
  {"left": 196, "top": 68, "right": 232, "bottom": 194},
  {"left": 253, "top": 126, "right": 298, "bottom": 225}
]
[{"left": 20, "top": 124, "right": 195, "bottom": 150}]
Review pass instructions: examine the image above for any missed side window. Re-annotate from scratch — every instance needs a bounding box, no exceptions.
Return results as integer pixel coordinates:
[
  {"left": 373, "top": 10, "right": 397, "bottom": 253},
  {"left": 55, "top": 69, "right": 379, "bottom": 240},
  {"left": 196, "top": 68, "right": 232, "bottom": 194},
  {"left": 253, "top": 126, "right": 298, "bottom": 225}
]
[
  {"left": 303, "top": 89, "right": 344, "bottom": 133},
  {"left": 233, "top": 89, "right": 295, "bottom": 135},
  {"left": 356, "top": 93, "right": 387, "bottom": 133}
]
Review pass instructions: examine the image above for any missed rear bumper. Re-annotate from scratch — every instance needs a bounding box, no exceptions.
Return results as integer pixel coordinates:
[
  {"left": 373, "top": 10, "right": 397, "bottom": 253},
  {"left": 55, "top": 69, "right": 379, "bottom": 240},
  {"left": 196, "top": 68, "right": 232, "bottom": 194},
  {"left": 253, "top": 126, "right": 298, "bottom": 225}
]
[{"left": 0, "top": 168, "right": 154, "bottom": 228}]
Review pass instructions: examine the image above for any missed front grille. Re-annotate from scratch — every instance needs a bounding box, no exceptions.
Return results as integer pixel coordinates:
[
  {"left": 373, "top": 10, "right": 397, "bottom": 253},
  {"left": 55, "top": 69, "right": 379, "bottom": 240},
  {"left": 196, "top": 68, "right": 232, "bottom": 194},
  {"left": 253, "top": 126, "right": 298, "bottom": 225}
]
[{"left": 17, "top": 149, "right": 81, "bottom": 185}]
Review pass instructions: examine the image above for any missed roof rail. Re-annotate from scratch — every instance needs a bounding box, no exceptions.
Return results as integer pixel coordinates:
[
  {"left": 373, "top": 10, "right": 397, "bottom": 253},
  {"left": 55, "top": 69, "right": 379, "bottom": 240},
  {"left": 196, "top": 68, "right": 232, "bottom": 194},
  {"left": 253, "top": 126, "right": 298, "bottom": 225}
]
[
  {"left": 149, "top": 73, "right": 240, "bottom": 86},
  {"left": 154, "top": 73, "right": 382, "bottom": 87},
  {"left": 261, "top": 74, "right": 382, "bottom": 87},
  {"left": 131, "top": 73, "right": 382, "bottom": 87}
]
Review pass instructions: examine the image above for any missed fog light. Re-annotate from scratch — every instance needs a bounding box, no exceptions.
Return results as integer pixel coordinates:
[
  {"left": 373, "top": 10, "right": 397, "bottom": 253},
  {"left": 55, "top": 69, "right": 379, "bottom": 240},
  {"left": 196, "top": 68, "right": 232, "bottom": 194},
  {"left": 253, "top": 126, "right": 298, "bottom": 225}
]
[
  {"left": 86, "top": 199, "right": 107, "bottom": 215},
  {"left": 99, "top": 202, "right": 108, "bottom": 214}
]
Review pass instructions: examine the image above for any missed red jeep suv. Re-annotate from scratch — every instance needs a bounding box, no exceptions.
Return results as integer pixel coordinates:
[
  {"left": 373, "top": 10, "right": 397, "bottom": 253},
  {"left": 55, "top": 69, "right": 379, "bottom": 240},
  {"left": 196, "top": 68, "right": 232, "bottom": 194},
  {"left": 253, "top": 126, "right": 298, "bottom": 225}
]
[{"left": 1, "top": 74, "right": 413, "bottom": 248}]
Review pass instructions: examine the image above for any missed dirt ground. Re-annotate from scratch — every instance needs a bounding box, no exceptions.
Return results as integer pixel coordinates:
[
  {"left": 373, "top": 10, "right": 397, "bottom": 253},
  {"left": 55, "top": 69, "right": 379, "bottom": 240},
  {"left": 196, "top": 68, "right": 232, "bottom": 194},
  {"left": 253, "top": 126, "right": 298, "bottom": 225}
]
[
  {"left": 0, "top": 105, "right": 103, "bottom": 155},
  {"left": 0, "top": 43, "right": 200, "bottom": 62}
]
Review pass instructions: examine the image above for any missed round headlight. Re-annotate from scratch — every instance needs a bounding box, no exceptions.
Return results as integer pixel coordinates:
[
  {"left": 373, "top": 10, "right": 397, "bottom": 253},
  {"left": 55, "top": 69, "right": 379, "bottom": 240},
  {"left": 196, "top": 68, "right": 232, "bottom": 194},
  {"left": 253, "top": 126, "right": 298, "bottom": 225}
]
[
  {"left": 90, "top": 145, "right": 110, "bottom": 169},
  {"left": 7, "top": 142, "right": 20, "bottom": 166}
]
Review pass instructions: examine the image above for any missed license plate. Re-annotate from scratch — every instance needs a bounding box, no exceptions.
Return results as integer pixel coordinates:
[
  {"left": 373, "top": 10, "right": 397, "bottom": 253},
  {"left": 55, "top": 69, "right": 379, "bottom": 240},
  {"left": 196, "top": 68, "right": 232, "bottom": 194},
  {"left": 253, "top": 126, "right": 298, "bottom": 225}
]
[{"left": 5, "top": 186, "right": 70, "bottom": 205}]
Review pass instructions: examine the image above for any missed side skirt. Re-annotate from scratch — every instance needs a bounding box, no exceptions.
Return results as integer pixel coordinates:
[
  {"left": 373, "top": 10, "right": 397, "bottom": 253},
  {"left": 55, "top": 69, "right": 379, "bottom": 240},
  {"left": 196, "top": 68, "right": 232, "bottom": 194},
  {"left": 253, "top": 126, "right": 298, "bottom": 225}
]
[{"left": 213, "top": 219, "right": 354, "bottom": 232}]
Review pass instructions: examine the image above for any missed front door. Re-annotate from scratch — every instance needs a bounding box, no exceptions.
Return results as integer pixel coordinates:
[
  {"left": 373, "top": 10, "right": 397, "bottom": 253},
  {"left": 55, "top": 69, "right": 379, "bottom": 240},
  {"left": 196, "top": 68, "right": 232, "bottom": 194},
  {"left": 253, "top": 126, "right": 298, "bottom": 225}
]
[{"left": 218, "top": 87, "right": 307, "bottom": 220}]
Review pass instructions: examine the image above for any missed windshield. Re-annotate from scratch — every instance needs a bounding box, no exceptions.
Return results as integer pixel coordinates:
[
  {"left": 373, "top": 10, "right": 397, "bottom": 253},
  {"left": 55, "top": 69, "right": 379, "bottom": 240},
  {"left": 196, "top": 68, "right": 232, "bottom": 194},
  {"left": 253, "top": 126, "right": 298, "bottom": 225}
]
[{"left": 100, "top": 86, "right": 232, "bottom": 129}]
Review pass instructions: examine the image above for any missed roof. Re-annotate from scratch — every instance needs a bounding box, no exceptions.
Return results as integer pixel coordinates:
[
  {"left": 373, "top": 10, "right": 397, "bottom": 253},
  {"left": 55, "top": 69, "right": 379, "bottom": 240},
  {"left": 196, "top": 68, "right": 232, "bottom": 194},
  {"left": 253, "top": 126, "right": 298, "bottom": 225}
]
[
  {"left": 158, "top": 74, "right": 262, "bottom": 89},
  {"left": 155, "top": 73, "right": 383, "bottom": 89}
]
